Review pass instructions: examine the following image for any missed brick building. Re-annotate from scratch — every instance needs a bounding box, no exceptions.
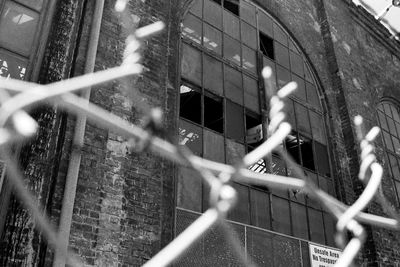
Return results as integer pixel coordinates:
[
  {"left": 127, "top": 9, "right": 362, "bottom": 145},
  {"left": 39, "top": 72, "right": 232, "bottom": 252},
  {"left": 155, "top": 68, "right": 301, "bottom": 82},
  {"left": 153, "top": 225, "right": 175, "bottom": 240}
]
[{"left": 0, "top": 0, "right": 400, "bottom": 266}]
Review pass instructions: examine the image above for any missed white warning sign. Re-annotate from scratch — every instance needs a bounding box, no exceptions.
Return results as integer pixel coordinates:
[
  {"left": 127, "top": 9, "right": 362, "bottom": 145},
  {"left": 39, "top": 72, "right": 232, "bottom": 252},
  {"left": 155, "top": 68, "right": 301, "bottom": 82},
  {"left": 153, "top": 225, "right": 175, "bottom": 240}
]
[{"left": 309, "top": 243, "right": 342, "bottom": 267}]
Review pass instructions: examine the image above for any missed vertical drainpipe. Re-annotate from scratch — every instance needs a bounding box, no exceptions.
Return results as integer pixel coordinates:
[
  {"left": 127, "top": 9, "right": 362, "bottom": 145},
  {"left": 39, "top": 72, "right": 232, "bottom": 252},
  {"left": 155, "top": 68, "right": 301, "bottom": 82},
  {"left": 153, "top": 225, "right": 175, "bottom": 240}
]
[{"left": 53, "top": 0, "right": 105, "bottom": 266}]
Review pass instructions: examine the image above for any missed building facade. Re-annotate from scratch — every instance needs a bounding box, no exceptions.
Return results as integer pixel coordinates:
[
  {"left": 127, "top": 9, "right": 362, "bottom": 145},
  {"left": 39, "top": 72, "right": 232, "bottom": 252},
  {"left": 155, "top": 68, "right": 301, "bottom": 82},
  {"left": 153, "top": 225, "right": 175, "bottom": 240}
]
[{"left": 0, "top": 0, "right": 400, "bottom": 266}]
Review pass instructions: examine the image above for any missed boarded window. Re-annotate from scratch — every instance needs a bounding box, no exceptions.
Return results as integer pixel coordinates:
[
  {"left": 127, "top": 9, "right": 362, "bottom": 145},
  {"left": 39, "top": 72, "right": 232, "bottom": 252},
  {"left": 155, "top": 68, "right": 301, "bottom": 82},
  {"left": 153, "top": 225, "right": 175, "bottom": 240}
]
[
  {"left": 204, "top": 92, "right": 224, "bottom": 133},
  {"left": 226, "top": 100, "right": 244, "bottom": 141}
]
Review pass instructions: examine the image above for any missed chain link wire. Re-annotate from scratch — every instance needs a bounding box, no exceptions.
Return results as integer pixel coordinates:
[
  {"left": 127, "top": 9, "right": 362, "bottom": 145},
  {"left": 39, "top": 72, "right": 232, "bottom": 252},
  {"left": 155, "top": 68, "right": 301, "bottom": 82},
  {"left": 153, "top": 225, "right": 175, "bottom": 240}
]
[{"left": 0, "top": 1, "right": 399, "bottom": 266}]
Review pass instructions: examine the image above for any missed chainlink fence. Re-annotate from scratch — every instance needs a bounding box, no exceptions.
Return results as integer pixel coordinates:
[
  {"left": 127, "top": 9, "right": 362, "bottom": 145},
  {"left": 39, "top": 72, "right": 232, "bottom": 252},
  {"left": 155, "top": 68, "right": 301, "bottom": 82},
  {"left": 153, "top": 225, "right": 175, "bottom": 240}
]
[{"left": 0, "top": 1, "right": 399, "bottom": 266}]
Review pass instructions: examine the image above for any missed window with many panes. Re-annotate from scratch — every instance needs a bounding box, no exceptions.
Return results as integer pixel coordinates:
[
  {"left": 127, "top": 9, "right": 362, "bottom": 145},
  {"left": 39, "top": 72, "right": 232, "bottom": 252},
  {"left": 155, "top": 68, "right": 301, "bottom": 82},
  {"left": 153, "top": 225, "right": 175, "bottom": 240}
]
[
  {"left": 0, "top": 0, "right": 50, "bottom": 234},
  {"left": 178, "top": 0, "right": 336, "bottom": 246},
  {"left": 0, "top": 0, "right": 45, "bottom": 80},
  {"left": 376, "top": 101, "right": 400, "bottom": 203}
]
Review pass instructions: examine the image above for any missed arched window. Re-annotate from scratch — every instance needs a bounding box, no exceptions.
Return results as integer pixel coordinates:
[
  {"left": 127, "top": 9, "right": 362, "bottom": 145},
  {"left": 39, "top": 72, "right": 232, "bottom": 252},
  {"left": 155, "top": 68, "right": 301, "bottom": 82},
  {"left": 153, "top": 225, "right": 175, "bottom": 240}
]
[
  {"left": 177, "top": 0, "right": 336, "bottom": 248},
  {"left": 376, "top": 101, "right": 400, "bottom": 202}
]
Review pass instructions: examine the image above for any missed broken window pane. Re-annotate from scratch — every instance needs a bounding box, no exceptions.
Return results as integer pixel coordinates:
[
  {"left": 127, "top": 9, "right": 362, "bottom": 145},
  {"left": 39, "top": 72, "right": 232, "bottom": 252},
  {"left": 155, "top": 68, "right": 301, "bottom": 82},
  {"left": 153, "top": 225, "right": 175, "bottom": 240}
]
[
  {"left": 181, "top": 44, "right": 202, "bottom": 86},
  {"left": 203, "top": 23, "right": 222, "bottom": 54},
  {"left": 299, "top": 135, "right": 315, "bottom": 171},
  {"left": 0, "top": 49, "right": 27, "bottom": 80},
  {"left": 224, "top": 0, "right": 239, "bottom": 16},
  {"left": 273, "top": 23, "right": 288, "bottom": 46},
  {"left": 258, "top": 11, "right": 273, "bottom": 37},
  {"left": 203, "top": 54, "right": 223, "bottom": 95},
  {"left": 314, "top": 142, "right": 331, "bottom": 177},
  {"left": 204, "top": 92, "right": 224, "bottom": 133},
  {"left": 259, "top": 32, "right": 274, "bottom": 59},
  {"left": 180, "top": 84, "right": 202, "bottom": 124},
  {"left": 224, "top": 34, "right": 241, "bottom": 65},
  {"left": 240, "top": 0, "right": 256, "bottom": 26},
  {"left": 243, "top": 75, "right": 259, "bottom": 113},
  {"left": 0, "top": 2, "right": 39, "bottom": 56},
  {"left": 182, "top": 13, "right": 202, "bottom": 44},
  {"left": 271, "top": 196, "right": 291, "bottom": 235},
  {"left": 204, "top": 129, "right": 225, "bottom": 162},
  {"left": 285, "top": 131, "right": 300, "bottom": 165},
  {"left": 223, "top": 9, "right": 240, "bottom": 39},
  {"left": 250, "top": 188, "right": 271, "bottom": 229},
  {"left": 224, "top": 65, "right": 243, "bottom": 104},
  {"left": 241, "top": 22, "right": 257, "bottom": 49},
  {"left": 291, "top": 202, "right": 308, "bottom": 239},
  {"left": 242, "top": 45, "right": 257, "bottom": 74},
  {"left": 275, "top": 41, "right": 289, "bottom": 69},
  {"left": 226, "top": 100, "right": 244, "bottom": 141},
  {"left": 204, "top": 0, "right": 222, "bottom": 29},
  {"left": 179, "top": 119, "right": 203, "bottom": 156},
  {"left": 228, "top": 183, "right": 250, "bottom": 224},
  {"left": 246, "top": 112, "right": 263, "bottom": 146}
]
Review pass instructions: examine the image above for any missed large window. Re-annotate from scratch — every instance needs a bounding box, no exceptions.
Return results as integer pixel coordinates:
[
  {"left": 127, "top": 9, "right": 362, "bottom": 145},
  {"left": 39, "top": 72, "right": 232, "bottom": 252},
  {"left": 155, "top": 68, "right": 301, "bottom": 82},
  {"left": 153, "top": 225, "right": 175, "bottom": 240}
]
[
  {"left": 177, "top": 0, "right": 336, "bottom": 246},
  {"left": 0, "top": 0, "right": 45, "bottom": 80},
  {"left": 376, "top": 101, "right": 400, "bottom": 203}
]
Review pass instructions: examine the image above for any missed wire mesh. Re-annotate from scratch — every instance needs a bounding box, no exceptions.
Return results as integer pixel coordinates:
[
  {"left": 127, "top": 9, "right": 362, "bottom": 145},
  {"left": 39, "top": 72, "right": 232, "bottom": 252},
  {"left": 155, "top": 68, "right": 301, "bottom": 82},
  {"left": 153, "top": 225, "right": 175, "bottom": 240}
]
[{"left": 0, "top": 1, "right": 399, "bottom": 266}]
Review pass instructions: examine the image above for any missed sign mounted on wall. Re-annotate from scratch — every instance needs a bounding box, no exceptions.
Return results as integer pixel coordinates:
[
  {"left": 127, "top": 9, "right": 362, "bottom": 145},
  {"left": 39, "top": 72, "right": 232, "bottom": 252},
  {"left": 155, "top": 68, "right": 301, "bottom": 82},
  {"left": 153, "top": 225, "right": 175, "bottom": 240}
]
[{"left": 309, "top": 243, "right": 342, "bottom": 267}]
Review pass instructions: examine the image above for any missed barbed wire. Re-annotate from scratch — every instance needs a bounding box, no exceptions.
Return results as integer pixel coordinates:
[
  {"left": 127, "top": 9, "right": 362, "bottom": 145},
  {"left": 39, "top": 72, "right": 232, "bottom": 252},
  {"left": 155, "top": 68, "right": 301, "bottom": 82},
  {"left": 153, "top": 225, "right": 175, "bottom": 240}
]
[{"left": 0, "top": 1, "right": 399, "bottom": 266}]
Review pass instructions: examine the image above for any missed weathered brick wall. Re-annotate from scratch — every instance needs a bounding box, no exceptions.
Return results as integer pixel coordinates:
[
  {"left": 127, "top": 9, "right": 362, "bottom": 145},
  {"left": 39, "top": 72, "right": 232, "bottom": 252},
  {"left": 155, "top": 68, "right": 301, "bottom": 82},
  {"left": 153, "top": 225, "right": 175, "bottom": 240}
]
[
  {"left": 46, "top": 0, "right": 179, "bottom": 265},
  {"left": 0, "top": 0, "right": 87, "bottom": 265},
  {"left": 321, "top": 0, "right": 400, "bottom": 265}
]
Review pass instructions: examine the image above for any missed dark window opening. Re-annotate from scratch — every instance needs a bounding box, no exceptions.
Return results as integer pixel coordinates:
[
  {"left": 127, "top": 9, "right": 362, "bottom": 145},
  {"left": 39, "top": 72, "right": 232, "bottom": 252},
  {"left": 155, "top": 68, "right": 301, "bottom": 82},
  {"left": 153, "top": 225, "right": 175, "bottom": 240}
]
[
  {"left": 259, "top": 32, "right": 274, "bottom": 59},
  {"left": 204, "top": 92, "right": 224, "bottom": 133},
  {"left": 299, "top": 135, "right": 315, "bottom": 171},
  {"left": 224, "top": 0, "right": 239, "bottom": 16},
  {"left": 285, "top": 131, "right": 300, "bottom": 164},
  {"left": 180, "top": 84, "right": 202, "bottom": 124},
  {"left": 246, "top": 112, "right": 263, "bottom": 147}
]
